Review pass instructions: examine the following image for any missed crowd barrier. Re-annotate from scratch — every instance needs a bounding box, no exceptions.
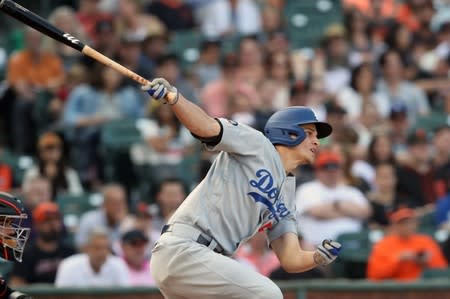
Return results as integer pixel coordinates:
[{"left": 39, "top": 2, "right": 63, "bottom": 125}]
[{"left": 16, "top": 279, "right": 450, "bottom": 299}]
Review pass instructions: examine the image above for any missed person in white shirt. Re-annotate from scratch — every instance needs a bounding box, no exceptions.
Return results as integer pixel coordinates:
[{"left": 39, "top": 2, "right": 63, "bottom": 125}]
[
  {"left": 296, "top": 149, "right": 372, "bottom": 249},
  {"left": 195, "top": 0, "right": 262, "bottom": 39},
  {"left": 55, "top": 227, "right": 129, "bottom": 287}
]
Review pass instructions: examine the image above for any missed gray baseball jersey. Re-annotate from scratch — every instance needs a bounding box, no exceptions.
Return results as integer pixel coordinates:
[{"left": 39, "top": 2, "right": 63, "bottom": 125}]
[{"left": 167, "top": 118, "right": 298, "bottom": 255}]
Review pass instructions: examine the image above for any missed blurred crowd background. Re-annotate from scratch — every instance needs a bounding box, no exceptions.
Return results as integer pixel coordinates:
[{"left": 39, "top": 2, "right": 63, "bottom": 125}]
[{"left": 0, "top": 0, "right": 450, "bottom": 289}]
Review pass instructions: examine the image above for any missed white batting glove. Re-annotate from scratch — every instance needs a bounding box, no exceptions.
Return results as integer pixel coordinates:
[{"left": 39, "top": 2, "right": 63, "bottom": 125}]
[
  {"left": 313, "top": 239, "right": 341, "bottom": 266},
  {"left": 141, "top": 78, "right": 179, "bottom": 105}
]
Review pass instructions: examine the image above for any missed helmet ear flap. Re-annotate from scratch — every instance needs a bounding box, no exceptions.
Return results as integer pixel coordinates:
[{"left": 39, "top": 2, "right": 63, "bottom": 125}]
[{"left": 265, "top": 126, "right": 306, "bottom": 146}]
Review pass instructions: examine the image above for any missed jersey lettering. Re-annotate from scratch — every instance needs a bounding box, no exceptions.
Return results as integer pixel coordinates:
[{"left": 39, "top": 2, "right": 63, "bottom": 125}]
[{"left": 248, "top": 169, "right": 290, "bottom": 224}]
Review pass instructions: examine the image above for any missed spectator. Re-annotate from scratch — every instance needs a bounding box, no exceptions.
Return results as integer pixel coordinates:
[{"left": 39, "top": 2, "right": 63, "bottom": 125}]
[
  {"left": 76, "top": 0, "right": 112, "bottom": 43},
  {"left": 344, "top": 8, "right": 375, "bottom": 67},
  {"left": 116, "top": 34, "right": 154, "bottom": 88},
  {"left": 19, "top": 176, "right": 53, "bottom": 232},
  {"left": 115, "top": 0, "right": 166, "bottom": 43},
  {"left": 236, "top": 36, "right": 266, "bottom": 88},
  {"left": 234, "top": 232, "right": 280, "bottom": 277},
  {"left": 367, "top": 207, "right": 448, "bottom": 281},
  {"left": 9, "top": 202, "right": 76, "bottom": 286},
  {"left": 364, "top": 132, "right": 397, "bottom": 185},
  {"left": 367, "top": 163, "right": 414, "bottom": 229},
  {"left": 120, "top": 229, "right": 155, "bottom": 286},
  {"left": 432, "top": 126, "right": 450, "bottom": 199},
  {"left": 151, "top": 178, "right": 187, "bottom": 234},
  {"left": 146, "top": 0, "right": 195, "bottom": 31},
  {"left": 196, "top": 0, "right": 262, "bottom": 39},
  {"left": 295, "top": 149, "right": 372, "bottom": 249},
  {"left": 387, "top": 102, "right": 411, "bottom": 159},
  {"left": 336, "top": 63, "right": 390, "bottom": 124},
  {"left": 141, "top": 32, "right": 169, "bottom": 77},
  {"left": 396, "top": 128, "right": 437, "bottom": 208},
  {"left": 152, "top": 53, "right": 198, "bottom": 104},
  {"left": 376, "top": 49, "right": 430, "bottom": 125},
  {"left": 6, "top": 27, "right": 65, "bottom": 155},
  {"left": 23, "top": 132, "right": 83, "bottom": 198},
  {"left": 265, "top": 50, "right": 292, "bottom": 109},
  {"left": 200, "top": 53, "right": 259, "bottom": 118},
  {"left": 45, "top": 6, "right": 89, "bottom": 71},
  {"left": 75, "top": 184, "right": 130, "bottom": 252},
  {"left": 130, "top": 103, "right": 197, "bottom": 186},
  {"left": 55, "top": 227, "right": 129, "bottom": 287},
  {"left": 63, "top": 62, "right": 145, "bottom": 184},
  {"left": 192, "top": 40, "right": 222, "bottom": 88},
  {"left": 321, "top": 24, "right": 352, "bottom": 95}
]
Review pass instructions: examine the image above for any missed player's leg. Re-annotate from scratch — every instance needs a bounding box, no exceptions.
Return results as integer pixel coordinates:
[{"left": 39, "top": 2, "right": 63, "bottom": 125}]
[{"left": 151, "top": 235, "right": 283, "bottom": 299}]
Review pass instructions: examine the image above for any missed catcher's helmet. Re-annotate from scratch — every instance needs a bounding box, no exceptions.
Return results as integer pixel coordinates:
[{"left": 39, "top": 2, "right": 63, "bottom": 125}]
[
  {"left": 264, "top": 106, "right": 332, "bottom": 146},
  {"left": 0, "top": 192, "right": 30, "bottom": 262}
]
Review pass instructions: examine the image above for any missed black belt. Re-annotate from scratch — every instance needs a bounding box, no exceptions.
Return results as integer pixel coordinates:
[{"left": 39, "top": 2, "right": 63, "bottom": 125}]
[{"left": 161, "top": 223, "right": 226, "bottom": 255}]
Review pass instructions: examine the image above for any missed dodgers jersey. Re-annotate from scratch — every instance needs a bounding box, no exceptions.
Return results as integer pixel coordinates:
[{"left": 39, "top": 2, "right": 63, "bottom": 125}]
[{"left": 167, "top": 118, "right": 298, "bottom": 255}]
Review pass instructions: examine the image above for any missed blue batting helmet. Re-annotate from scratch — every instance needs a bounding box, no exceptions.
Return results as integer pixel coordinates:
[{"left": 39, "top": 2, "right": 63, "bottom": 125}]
[{"left": 264, "top": 106, "right": 332, "bottom": 146}]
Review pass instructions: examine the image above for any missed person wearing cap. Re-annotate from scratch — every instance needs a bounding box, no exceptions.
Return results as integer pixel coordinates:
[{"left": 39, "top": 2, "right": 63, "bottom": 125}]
[
  {"left": 295, "top": 149, "right": 372, "bottom": 249},
  {"left": 396, "top": 128, "right": 438, "bottom": 208},
  {"left": 23, "top": 132, "right": 83, "bottom": 198},
  {"left": 9, "top": 202, "right": 76, "bottom": 286},
  {"left": 388, "top": 102, "right": 411, "bottom": 157},
  {"left": 119, "top": 229, "right": 155, "bottom": 286},
  {"left": 367, "top": 207, "right": 448, "bottom": 281}
]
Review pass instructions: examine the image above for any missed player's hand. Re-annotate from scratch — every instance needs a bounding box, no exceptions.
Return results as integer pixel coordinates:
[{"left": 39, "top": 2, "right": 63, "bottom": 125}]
[
  {"left": 141, "top": 78, "right": 179, "bottom": 105},
  {"left": 314, "top": 239, "right": 341, "bottom": 266},
  {"left": 9, "top": 291, "right": 33, "bottom": 299}
]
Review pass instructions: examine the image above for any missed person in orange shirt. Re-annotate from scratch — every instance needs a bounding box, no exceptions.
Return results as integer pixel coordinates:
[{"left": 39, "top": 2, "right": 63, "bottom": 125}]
[
  {"left": 367, "top": 207, "right": 448, "bottom": 281},
  {"left": 6, "top": 27, "right": 65, "bottom": 154}
]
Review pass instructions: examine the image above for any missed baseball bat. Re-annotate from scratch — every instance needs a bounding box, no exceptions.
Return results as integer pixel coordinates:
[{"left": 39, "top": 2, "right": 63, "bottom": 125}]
[{"left": 0, "top": 0, "right": 151, "bottom": 87}]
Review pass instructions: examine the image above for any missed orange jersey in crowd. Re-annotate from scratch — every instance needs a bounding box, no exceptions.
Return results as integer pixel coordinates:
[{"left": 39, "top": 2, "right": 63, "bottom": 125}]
[
  {"left": 367, "top": 234, "right": 448, "bottom": 281},
  {"left": 7, "top": 50, "right": 64, "bottom": 88}
]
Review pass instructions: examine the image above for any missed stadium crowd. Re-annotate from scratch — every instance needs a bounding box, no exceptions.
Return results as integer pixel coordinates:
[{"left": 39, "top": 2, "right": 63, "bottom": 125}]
[{"left": 0, "top": 0, "right": 450, "bottom": 288}]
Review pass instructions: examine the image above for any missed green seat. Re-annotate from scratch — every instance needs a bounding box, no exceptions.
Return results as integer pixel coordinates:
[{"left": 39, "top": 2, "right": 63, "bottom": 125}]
[
  {"left": 284, "top": 0, "right": 343, "bottom": 50},
  {"left": 56, "top": 193, "right": 102, "bottom": 233},
  {"left": 414, "top": 112, "right": 448, "bottom": 132},
  {"left": 100, "top": 119, "right": 142, "bottom": 182},
  {"left": 100, "top": 119, "right": 142, "bottom": 152},
  {"left": 0, "top": 260, "right": 13, "bottom": 280},
  {"left": 0, "top": 150, "right": 34, "bottom": 188},
  {"left": 333, "top": 229, "right": 383, "bottom": 278},
  {"left": 422, "top": 268, "right": 450, "bottom": 279},
  {"left": 167, "top": 30, "right": 202, "bottom": 70}
]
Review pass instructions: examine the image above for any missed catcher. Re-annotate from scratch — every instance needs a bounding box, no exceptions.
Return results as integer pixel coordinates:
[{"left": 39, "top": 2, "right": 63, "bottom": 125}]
[
  {"left": 0, "top": 192, "right": 32, "bottom": 299},
  {"left": 145, "top": 78, "right": 341, "bottom": 299}
]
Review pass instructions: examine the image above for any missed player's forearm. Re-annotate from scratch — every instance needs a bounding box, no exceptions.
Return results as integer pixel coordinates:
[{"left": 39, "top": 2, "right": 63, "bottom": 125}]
[
  {"left": 282, "top": 250, "right": 317, "bottom": 273},
  {"left": 171, "top": 93, "right": 221, "bottom": 138}
]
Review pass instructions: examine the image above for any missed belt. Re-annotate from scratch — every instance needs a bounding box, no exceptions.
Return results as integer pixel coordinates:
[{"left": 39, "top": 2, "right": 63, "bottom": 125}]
[{"left": 161, "top": 223, "right": 226, "bottom": 255}]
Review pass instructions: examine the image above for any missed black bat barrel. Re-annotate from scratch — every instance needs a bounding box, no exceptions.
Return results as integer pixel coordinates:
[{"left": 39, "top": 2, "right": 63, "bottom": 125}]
[{"left": 0, "top": 0, "right": 85, "bottom": 51}]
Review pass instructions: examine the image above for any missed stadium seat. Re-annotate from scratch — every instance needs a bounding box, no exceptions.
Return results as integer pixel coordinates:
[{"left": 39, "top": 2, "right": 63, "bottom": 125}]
[
  {"left": 422, "top": 268, "right": 450, "bottom": 279},
  {"left": 0, "top": 260, "right": 13, "bottom": 280},
  {"left": 100, "top": 119, "right": 142, "bottom": 182},
  {"left": 56, "top": 192, "right": 103, "bottom": 233},
  {"left": 0, "top": 149, "right": 34, "bottom": 188},
  {"left": 167, "top": 30, "right": 202, "bottom": 70},
  {"left": 284, "top": 0, "right": 343, "bottom": 50},
  {"left": 333, "top": 229, "right": 383, "bottom": 278}
]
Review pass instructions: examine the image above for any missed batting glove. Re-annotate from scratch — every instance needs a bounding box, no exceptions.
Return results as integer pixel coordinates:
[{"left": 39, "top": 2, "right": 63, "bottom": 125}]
[
  {"left": 141, "top": 78, "right": 179, "bottom": 105},
  {"left": 313, "top": 239, "right": 341, "bottom": 266},
  {"left": 9, "top": 291, "right": 33, "bottom": 299}
]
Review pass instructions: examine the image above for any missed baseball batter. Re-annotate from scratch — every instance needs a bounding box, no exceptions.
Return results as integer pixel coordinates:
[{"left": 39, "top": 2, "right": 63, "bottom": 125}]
[{"left": 143, "top": 78, "right": 341, "bottom": 299}]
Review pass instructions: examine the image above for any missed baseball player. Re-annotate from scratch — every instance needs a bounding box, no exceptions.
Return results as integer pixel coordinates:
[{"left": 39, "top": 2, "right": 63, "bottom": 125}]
[
  {"left": 0, "top": 192, "right": 32, "bottom": 299},
  {"left": 143, "top": 78, "right": 341, "bottom": 299}
]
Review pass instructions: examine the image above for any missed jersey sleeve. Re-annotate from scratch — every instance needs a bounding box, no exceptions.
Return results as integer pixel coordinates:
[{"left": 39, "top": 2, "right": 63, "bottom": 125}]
[{"left": 203, "top": 118, "right": 269, "bottom": 155}]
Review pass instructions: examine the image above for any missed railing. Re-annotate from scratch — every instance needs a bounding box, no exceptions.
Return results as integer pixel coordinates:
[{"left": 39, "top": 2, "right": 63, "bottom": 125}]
[{"left": 16, "top": 279, "right": 450, "bottom": 299}]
